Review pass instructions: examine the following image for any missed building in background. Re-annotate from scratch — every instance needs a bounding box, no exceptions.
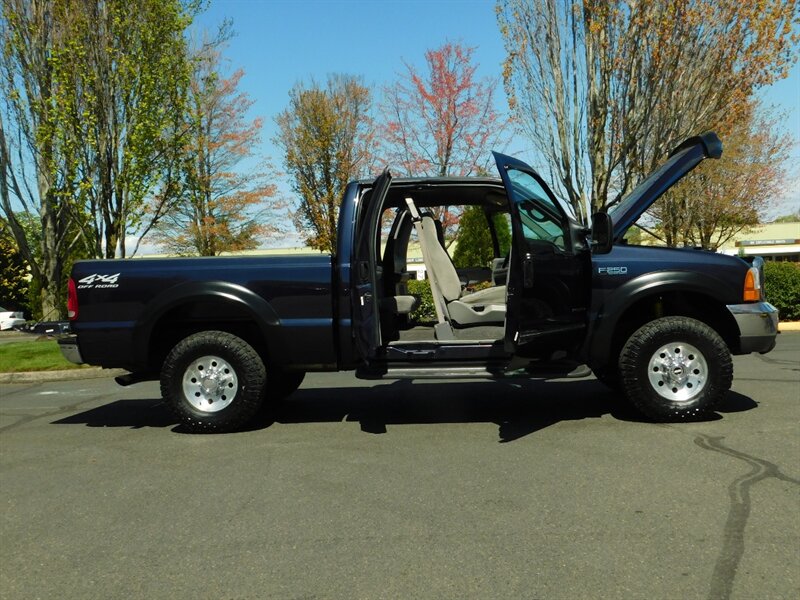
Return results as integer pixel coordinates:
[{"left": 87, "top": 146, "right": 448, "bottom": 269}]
[{"left": 717, "top": 222, "right": 800, "bottom": 262}]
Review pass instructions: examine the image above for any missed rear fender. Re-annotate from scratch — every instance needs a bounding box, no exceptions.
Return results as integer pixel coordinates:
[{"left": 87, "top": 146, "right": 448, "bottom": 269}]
[{"left": 132, "top": 281, "right": 285, "bottom": 368}]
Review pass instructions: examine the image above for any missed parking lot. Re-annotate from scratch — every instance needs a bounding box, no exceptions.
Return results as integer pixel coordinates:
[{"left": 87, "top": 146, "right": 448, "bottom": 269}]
[{"left": 1, "top": 334, "right": 798, "bottom": 599}]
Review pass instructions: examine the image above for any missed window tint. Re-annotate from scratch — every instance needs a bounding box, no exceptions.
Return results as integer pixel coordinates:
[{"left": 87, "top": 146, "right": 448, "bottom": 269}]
[{"left": 507, "top": 169, "right": 568, "bottom": 251}]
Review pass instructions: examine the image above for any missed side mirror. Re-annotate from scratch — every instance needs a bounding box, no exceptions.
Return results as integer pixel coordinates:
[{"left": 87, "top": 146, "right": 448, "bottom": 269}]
[{"left": 590, "top": 212, "right": 613, "bottom": 255}]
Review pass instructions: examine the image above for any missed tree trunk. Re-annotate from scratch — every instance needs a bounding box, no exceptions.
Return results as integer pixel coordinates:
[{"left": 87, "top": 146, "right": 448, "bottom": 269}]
[{"left": 40, "top": 197, "right": 65, "bottom": 320}]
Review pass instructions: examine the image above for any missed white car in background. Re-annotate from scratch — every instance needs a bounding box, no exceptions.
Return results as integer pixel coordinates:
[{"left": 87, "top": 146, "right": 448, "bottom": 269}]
[{"left": 0, "top": 307, "right": 26, "bottom": 331}]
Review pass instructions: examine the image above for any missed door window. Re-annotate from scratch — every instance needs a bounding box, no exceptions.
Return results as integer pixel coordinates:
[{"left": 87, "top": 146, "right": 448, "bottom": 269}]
[{"left": 507, "top": 169, "right": 568, "bottom": 251}]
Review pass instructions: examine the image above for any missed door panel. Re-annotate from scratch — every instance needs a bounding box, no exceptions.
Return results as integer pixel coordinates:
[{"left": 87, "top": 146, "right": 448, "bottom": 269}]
[
  {"left": 352, "top": 170, "right": 392, "bottom": 360},
  {"left": 493, "top": 153, "right": 590, "bottom": 355}
]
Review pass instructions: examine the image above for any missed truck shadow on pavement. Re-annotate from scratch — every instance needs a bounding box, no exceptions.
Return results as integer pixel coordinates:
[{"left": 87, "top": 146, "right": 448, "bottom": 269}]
[{"left": 52, "top": 379, "right": 758, "bottom": 443}]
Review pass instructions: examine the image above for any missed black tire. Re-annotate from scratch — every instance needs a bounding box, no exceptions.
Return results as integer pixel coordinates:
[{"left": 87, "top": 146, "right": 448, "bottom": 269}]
[
  {"left": 161, "top": 331, "right": 266, "bottom": 433},
  {"left": 618, "top": 316, "right": 732, "bottom": 421}
]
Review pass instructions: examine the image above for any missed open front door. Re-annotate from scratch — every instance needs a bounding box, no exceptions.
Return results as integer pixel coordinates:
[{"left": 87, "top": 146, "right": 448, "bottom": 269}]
[
  {"left": 352, "top": 169, "right": 392, "bottom": 361},
  {"left": 493, "top": 152, "right": 590, "bottom": 356}
]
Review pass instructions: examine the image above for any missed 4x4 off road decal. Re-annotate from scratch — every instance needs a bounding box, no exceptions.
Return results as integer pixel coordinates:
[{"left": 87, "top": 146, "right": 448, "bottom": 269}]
[{"left": 77, "top": 273, "right": 121, "bottom": 289}]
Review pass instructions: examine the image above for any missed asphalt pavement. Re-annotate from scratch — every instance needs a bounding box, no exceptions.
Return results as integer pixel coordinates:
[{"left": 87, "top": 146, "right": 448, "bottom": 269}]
[{"left": 1, "top": 334, "right": 798, "bottom": 599}]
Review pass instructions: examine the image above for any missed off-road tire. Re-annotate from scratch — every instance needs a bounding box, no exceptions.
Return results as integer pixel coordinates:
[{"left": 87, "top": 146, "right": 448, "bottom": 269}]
[
  {"left": 619, "top": 316, "right": 732, "bottom": 421},
  {"left": 161, "top": 331, "right": 266, "bottom": 433}
]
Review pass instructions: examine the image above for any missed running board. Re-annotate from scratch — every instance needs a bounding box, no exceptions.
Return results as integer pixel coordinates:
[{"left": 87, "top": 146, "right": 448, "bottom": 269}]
[
  {"left": 357, "top": 365, "right": 509, "bottom": 380},
  {"left": 115, "top": 371, "right": 157, "bottom": 386},
  {"left": 356, "top": 362, "right": 592, "bottom": 381}
]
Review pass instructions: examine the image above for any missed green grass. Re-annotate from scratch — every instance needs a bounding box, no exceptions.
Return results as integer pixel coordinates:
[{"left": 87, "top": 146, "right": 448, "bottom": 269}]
[{"left": 0, "top": 340, "right": 88, "bottom": 372}]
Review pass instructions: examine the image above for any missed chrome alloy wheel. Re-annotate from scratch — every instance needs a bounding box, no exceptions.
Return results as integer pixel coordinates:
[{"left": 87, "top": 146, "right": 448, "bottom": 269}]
[
  {"left": 647, "top": 342, "right": 708, "bottom": 402},
  {"left": 182, "top": 355, "right": 238, "bottom": 413}
]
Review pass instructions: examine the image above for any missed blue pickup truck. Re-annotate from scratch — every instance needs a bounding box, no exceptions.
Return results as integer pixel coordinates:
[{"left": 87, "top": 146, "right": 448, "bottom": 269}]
[{"left": 59, "top": 132, "right": 779, "bottom": 432}]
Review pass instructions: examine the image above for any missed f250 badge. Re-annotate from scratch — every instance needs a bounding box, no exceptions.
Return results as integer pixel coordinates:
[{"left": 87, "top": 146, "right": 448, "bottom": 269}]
[
  {"left": 77, "top": 273, "right": 121, "bottom": 289},
  {"left": 598, "top": 266, "right": 628, "bottom": 275}
]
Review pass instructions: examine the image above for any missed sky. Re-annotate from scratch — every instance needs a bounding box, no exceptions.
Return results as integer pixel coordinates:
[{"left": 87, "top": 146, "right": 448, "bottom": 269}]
[{"left": 181, "top": 0, "right": 800, "bottom": 249}]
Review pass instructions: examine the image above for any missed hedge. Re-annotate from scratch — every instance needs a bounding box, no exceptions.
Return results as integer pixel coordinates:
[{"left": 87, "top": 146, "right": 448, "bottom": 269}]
[
  {"left": 406, "top": 279, "right": 437, "bottom": 322},
  {"left": 406, "top": 279, "right": 497, "bottom": 323},
  {"left": 763, "top": 261, "right": 800, "bottom": 321}
]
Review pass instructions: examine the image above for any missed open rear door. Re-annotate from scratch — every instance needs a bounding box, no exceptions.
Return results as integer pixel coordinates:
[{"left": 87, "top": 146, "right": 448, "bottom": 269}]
[
  {"left": 493, "top": 152, "right": 590, "bottom": 356},
  {"left": 351, "top": 169, "right": 392, "bottom": 361}
]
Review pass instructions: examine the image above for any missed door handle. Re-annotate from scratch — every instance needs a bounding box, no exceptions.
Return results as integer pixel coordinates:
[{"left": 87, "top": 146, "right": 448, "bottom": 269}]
[
  {"left": 358, "top": 261, "right": 370, "bottom": 281},
  {"left": 523, "top": 253, "right": 534, "bottom": 288}
]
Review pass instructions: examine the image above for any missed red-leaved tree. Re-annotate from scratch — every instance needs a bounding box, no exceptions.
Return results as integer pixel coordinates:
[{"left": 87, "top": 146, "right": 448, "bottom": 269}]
[
  {"left": 379, "top": 42, "right": 511, "bottom": 178},
  {"left": 154, "top": 45, "right": 276, "bottom": 256}
]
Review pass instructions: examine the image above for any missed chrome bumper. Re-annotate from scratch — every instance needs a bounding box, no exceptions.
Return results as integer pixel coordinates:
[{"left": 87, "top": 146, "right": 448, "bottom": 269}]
[
  {"left": 57, "top": 335, "right": 84, "bottom": 364},
  {"left": 726, "top": 302, "right": 779, "bottom": 354}
]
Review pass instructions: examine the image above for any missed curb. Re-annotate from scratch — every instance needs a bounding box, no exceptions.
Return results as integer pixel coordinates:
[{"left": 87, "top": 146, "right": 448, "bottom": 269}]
[
  {"left": 779, "top": 322, "right": 800, "bottom": 332},
  {"left": 0, "top": 368, "right": 127, "bottom": 384}
]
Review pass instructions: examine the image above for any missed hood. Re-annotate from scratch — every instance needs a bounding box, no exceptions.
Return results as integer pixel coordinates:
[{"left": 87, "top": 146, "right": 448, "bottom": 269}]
[{"left": 610, "top": 131, "right": 722, "bottom": 241}]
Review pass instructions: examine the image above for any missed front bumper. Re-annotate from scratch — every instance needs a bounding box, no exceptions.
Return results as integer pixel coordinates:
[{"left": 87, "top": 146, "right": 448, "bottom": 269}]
[
  {"left": 726, "top": 301, "right": 779, "bottom": 354},
  {"left": 57, "top": 335, "right": 84, "bottom": 364}
]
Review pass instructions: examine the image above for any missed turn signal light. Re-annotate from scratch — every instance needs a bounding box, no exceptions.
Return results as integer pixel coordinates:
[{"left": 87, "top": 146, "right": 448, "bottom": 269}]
[
  {"left": 743, "top": 267, "right": 761, "bottom": 302},
  {"left": 67, "top": 277, "right": 78, "bottom": 320}
]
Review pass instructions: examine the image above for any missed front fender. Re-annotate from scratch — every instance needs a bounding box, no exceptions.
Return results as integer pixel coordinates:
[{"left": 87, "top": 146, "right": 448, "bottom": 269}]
[{"left": 585, "top": 270, "right": 738, "bottom": 369}]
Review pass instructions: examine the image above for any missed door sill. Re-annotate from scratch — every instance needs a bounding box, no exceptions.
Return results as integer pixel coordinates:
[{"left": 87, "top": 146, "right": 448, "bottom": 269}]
[{"left": 356, "top": 363, "right": 511, "bottom": 380}]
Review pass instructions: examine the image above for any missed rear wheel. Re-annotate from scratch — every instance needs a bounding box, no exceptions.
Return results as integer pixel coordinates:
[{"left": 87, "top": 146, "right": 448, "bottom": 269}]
[
  {"left": 619, "top": 316, "right": 732, "bottom": 421},
  {"left": 161, "top": 331, "right": 266, "bottom": 433}
]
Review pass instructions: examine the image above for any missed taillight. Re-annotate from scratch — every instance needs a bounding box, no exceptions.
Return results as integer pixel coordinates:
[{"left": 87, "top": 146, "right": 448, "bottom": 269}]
[
  {"left": 67, "top": 277, "right": 78, "bottom": 320},
  {"left": 743, "top": 267, "right": 761, "bottom": 302}
]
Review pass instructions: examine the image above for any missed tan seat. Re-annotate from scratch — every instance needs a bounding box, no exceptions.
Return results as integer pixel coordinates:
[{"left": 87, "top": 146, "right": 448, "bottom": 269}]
[{"left": 417, "top": 214, "right": 506, "bottom": 326}]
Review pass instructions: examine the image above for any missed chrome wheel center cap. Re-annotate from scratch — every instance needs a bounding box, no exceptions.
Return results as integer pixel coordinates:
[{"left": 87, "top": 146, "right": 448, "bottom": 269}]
[
  {"left": 647, "top": 341, "right": 708, "bottom": 403},
  {"left": 671, "top": 365, "right": 685, "bottom": 380},
  {"left": 201, "top": 373, "right": 221, "bottom": 396},
  {"left": 182, "top": 355, "right": 238, "bottom": 413}
]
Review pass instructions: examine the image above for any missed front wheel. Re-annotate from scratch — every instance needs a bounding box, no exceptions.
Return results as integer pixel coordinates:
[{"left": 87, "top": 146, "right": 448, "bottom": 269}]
[
  {"left": 618, "top": 317, "right": 732, "bottom": 421},
  {"left": 161, "top": 331, "right": 266, "bottom": 433}
]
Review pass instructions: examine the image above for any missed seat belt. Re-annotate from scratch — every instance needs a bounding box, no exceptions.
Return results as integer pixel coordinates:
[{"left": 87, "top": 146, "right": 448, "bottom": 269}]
[{"left": 404, "top": 198, "right": 454, "bottom": 340}]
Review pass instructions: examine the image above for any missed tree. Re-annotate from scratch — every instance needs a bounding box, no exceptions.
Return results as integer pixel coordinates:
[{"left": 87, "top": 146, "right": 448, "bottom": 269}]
[
  {"left": 153, "top": 44, "right": 275, "bottom": 256},
  {"left": 497, "top": 0, "right": 799, "bottom": 221},
  {"left": 0, "top": 219, "right": 30, "bottom": 314},
  {"left": 275, "top": 75, "right": 376, "bottom": 254},
  {"left": 649, "top": 103, "right": 792, "bottom": 250},
  {"left": 772, "top": 212, "right": 800, "bottom": 223},
  {"left": 1, "top": 0, "right": 195, "bottom": 318},
  {"left": 379, "top": 42, "right": 511, "bottom": 178},
  {"left": 452, "top": 206, "right": 511, "bottom": 268},
  {"left": 0, "top": 0, "right": 90, "bottom": 319},
  {"left": 54, "top": 0, "right": 194, "bottom": 258}
]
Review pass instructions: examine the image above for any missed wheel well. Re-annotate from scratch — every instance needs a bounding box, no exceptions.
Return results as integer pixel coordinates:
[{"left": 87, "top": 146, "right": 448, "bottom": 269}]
[
  {"left": 601, "top": 291, "right": 738, "bottom": 374},
  {"left": 146, "top": 299, "right": 268, "bottom": 373}
]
